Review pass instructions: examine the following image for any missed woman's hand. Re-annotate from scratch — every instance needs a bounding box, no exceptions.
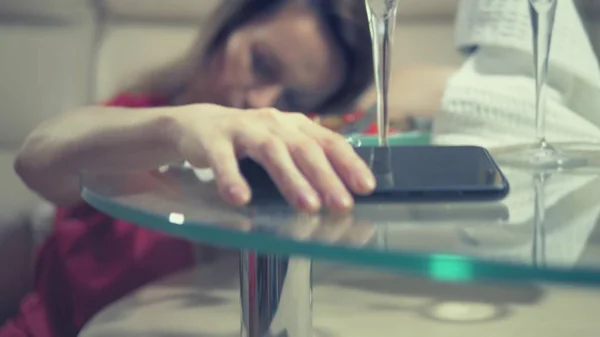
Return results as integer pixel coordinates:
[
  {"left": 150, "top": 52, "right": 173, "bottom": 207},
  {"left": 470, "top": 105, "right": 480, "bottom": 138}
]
[{"left": 171, "top": 105, "right": 376, "bottom": 212}]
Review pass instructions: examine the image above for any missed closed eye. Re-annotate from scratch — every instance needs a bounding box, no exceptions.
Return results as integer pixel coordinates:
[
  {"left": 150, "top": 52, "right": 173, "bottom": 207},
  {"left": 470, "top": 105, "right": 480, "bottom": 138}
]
[
  {"left": 281, "top": 91, "right": 300, "bottom": 111},
  {"left": 281, "top": 90, "right": 324, "bottom": 113},
  {"left": 251, "top": 47, "right": 277, "bottom": 82}
]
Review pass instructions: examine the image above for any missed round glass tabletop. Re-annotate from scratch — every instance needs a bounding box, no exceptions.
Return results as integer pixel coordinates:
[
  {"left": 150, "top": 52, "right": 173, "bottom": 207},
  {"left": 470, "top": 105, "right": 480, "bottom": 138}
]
[{"left": 81, "top": 161, "right": 600, "bottom": 286}]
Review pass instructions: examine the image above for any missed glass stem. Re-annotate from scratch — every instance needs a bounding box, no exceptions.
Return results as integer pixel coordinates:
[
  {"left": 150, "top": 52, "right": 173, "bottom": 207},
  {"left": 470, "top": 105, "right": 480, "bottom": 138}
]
[
  {"left": 529, "top": 0, "right": 557, "bottom": 148},
  {"left": 365, "top": 0, "right": 399, "bottom": 147},
  {"left": 532, "top": 173, "right": 548, "bottom": 267}
]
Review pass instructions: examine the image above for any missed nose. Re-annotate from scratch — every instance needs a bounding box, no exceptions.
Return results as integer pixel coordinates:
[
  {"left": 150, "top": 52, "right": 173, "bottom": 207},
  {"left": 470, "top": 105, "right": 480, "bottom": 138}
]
[{"left": 246, "top": 84, "right": 283, "bottom": 109}]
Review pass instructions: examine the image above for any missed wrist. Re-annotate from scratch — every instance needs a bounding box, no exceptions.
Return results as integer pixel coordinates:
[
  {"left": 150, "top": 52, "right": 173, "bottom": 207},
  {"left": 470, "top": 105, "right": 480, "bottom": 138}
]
[{"left": 151, "top": 106, "right": 188, "bottom": 156}]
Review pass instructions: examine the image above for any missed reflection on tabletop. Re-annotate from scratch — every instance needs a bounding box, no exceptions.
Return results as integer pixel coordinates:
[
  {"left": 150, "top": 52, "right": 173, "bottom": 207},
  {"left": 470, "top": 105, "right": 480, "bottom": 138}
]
[
  {"left": 80, "top": 255, "right": 600, "bottom": 337},
  {"left": 81, "top": 160, "right": 600, "bottom": 274},
  {"left": 79, "top": 161, "right": 600, "bottom": 337}
]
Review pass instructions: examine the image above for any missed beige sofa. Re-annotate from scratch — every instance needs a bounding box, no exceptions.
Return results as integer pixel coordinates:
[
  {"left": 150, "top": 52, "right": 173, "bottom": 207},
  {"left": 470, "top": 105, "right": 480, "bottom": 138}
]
[
  {"left": 0, "top": 0, "right": 599, "bottom": 325},
  {"left": 0, "top": 0, "right": 96, "bottom": 322}
]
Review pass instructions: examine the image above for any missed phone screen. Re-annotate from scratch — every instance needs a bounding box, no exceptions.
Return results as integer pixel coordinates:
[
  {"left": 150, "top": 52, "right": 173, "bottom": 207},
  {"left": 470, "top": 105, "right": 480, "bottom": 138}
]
[{"left": 355, "top": 146, "right": 509, "bottom": 201}]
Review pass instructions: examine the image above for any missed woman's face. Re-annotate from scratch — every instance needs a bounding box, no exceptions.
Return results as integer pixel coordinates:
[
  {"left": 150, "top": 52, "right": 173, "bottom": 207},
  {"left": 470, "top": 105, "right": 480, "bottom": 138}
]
[{"left": 185, "top": 2, "right": 345, "bottom": 113}]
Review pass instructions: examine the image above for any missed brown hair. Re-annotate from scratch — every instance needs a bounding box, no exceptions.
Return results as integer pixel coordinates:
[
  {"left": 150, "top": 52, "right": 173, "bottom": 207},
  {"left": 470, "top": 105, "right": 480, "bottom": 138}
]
[{"left": 128, "top": 0, "right": 373, "bottom": 115}]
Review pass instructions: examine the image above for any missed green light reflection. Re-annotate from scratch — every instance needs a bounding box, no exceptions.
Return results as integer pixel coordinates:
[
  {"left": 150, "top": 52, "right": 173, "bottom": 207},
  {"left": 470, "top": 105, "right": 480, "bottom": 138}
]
[{"left": 429, "top": 254, "right": 474, "bottom": 282}]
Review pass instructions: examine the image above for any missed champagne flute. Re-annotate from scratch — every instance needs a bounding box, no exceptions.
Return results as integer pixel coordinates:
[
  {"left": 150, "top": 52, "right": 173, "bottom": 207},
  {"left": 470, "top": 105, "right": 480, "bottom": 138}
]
[
  {"left": 365, "top": 0, "right": 399, "bottom": 147},
  {"left": 497, "top": 0, "right": 592, "bottom": 169}
]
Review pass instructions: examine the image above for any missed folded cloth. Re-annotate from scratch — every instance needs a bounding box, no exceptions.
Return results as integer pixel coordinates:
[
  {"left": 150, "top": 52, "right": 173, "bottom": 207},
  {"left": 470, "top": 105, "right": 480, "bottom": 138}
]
[{"left": 435, "top": 0, "right": 600, "bottom": 148}]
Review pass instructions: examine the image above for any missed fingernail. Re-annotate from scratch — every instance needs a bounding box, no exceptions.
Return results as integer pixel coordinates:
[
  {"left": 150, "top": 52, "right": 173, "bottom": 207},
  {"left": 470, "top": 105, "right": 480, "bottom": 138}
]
[
  {"left": 226, "top": 185, "right": 249, "bottom": 204},
  {"left": 298, "top": 191, "right": 321, "bottom": 210},
  {"left": 361, "top": 175, "right": 376, "bottom": 191},
  {"left": 331, "top": 193, "right": 353, "bottom": 210},
  {"left": 353, "top": 174, "right": 376, "bottom": 193}
]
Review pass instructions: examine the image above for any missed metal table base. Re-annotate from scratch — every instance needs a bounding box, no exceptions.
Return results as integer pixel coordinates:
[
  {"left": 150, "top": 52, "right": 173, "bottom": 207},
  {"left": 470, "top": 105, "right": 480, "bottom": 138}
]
[{"left": 240, "top": 252, "right": 313, "bottom": 337}]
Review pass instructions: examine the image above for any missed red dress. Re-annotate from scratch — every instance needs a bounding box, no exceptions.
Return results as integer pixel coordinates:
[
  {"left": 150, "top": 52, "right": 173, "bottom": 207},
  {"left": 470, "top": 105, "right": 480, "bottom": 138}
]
[
  {"left": 0, "top": 94, "right": 196, "bottom": 337},
  {"left": 0, "top": 94, "right": 378, "bottom": 337}
]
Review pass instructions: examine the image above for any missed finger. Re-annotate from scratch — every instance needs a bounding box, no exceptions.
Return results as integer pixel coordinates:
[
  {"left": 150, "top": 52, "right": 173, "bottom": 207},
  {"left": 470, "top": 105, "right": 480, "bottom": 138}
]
[
  {"left": 233, "top": 128, "right": 321, "bottom": 211},
  {"left": 204, "top": 137, "right": 251, "bottom": 206},
  {"left": 300, "top": 124, "right": 376, "bottom": 195},
  {"left": 309, "top": 213, "right": 354, "bottom": 243},
  {"left": 338, "top": 221, "right": 376, "bottom": 246},
  {"left": 277, "top": 128, "right": 354, "bottom": 211},
  {"left": 280, "top": 213, "right": 321, "bottom": 240}
]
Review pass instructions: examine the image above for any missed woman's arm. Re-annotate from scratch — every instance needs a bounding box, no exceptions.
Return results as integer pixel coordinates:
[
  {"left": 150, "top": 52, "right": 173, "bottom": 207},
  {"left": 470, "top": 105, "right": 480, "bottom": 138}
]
[
  {"left": 356, "top": 65, "right": 457, "bottom": 128},
  {"left": 14, "top": 106, "right": 181, "bottom": 207},
  {"left": 15, "top": 104, "right": 375, "bottom": 212}
]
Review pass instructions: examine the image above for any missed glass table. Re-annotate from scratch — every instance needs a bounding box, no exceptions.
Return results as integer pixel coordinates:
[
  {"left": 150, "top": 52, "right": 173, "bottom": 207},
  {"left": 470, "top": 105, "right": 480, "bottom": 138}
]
[{"left": 81, "top": 161, "right": 600, "bottom": 337}]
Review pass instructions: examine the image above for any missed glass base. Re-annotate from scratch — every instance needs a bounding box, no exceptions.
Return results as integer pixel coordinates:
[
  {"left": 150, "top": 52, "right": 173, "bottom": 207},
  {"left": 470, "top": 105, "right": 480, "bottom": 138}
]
[{"left": 494, "top": 142, "right": 600, "bottom": 171}]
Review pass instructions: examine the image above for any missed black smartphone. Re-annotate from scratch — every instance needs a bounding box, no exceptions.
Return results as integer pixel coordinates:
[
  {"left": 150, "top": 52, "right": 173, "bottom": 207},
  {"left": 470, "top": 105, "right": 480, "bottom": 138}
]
[{"left": 239, "top": 145, "right": 509, "bottom": 203}]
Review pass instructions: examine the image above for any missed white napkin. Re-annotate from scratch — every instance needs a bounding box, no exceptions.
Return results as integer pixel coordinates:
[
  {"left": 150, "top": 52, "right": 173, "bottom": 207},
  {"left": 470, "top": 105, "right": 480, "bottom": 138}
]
[
  {"left": 429, "top": 0, "right": 600, "bottom": 266},
  {"left": 435, "top": 0, "right": 600, "bottom": 148}
]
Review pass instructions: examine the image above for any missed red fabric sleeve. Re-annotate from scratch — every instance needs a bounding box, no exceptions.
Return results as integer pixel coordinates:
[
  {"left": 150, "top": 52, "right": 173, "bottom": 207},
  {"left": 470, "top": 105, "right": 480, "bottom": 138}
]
[{"left": 1, "top": 93, "right": 194, "bottom": 337}]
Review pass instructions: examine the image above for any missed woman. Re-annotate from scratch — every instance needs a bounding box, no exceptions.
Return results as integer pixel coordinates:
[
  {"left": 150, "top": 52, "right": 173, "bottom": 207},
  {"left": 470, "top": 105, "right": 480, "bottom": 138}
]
[
  {"left": 18, "top": 0, "right": 377, "bottom": 212},
  {"left": 0, "top": 1, "right": 382, "bottom": 336}
]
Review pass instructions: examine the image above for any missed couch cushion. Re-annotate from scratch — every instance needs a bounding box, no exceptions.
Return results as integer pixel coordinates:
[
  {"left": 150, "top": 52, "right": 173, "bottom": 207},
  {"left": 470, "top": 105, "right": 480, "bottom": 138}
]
[
  {"left": 0, "top": 150, "right": 39, "bottom": 323},
  {"left": 0, "top": 2, "right": 95, "bottom": 148},
  {"left": 0, "top": 0, "right": 90, "bottom": 23},
  {"left": 0, "top": 151, "right": 38, "bottom": 215},
  {"left": 95, "top": 24, "right": 198, "bottom": 102},
  {"left": 100, "top": 0, "right": 220, "bottom": 22}
]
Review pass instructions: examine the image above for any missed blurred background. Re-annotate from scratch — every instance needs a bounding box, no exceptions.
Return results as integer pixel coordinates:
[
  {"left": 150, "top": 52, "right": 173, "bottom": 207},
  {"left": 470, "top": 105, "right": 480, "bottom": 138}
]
[
  {"left": 2, "top": 0, "right": 600, "bottom": 216},
  {"left": 3, "top": 0, "right": 600, "bottom": 151},
  {"left": 1, "top": 0, "right": 600, "bottom": 328},
  {"left": 2, "top": 0, "right": 600, "bottom": 215}
]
